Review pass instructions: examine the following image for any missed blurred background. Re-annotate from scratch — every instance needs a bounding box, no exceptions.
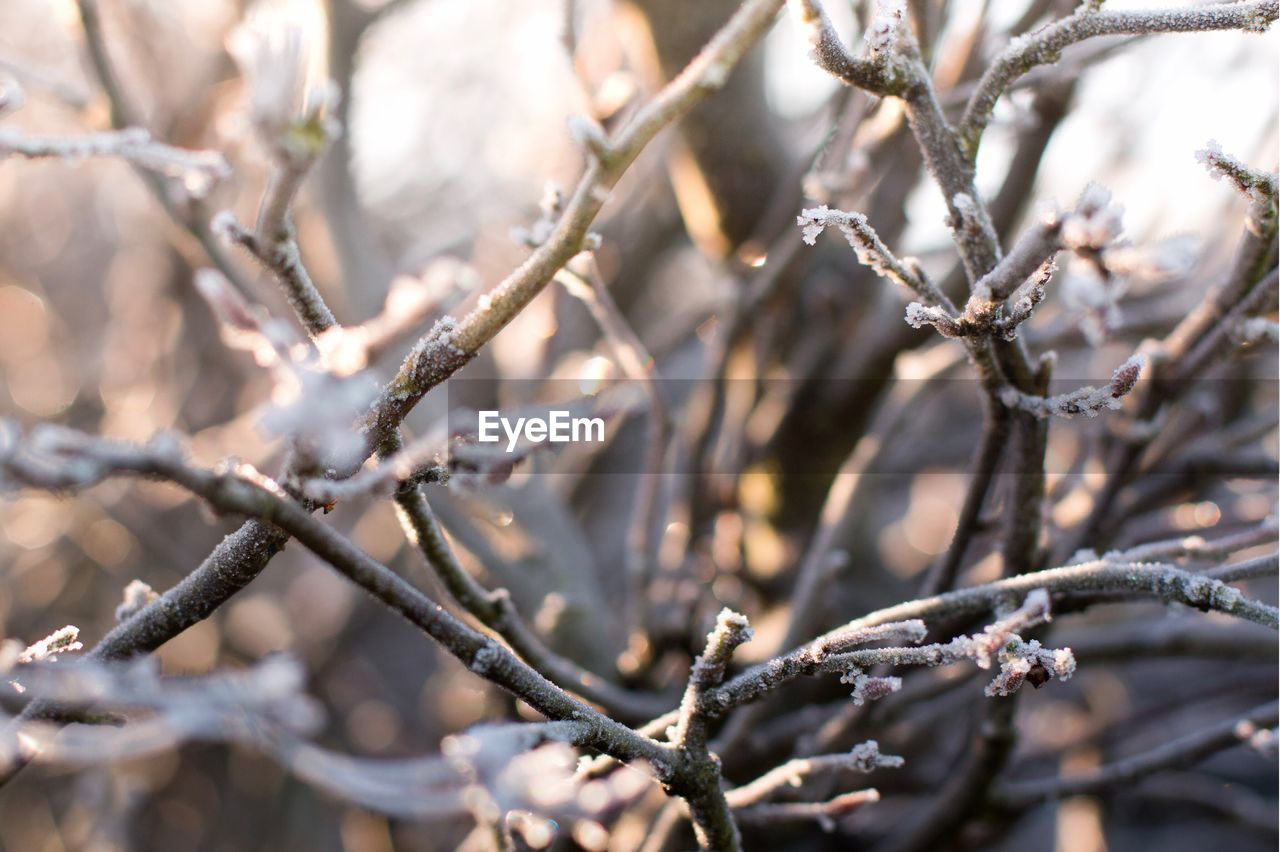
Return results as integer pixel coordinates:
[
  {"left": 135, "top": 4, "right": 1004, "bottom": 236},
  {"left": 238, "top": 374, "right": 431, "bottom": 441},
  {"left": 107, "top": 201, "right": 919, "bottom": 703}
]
[{"left": 0, "top": 0, "right": 1276, "bottom": 849}]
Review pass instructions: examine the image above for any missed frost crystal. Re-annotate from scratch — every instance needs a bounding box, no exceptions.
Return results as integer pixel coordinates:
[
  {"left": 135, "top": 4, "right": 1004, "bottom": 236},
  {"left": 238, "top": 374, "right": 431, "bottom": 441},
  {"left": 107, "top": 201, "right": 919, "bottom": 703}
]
[
  {"left": 1001, "top": 354, "right": 1146, "bottom": 419},
  {"left": 1196, "top": 139, "right": 1278, "bottom": 205},
  {"left": 470, "top": 642, "right": 502, "bottom": 675},
  {"left": 1061, "top": 184, "right": 1124, "bottom": 251},
  {"left": 843, "top": 671, "right": 902, "bottom": 706},
  {"left": 985, "top": 640, "right": 1076, "bottom": 697},
  {"left": 115, "top": 580, "right": 159, "bottom": 623},
  {"left": 864, "top": 0, "right": 907, "bottom": 55},
  {"left": 905, "top": 302, "right": 963, "bottom": 337},
  {"left": 848, "top": 740, "right": 905, "bottom": 771},
  {"left": 19, "top": 626, "right": 83, "bottom": 663}
]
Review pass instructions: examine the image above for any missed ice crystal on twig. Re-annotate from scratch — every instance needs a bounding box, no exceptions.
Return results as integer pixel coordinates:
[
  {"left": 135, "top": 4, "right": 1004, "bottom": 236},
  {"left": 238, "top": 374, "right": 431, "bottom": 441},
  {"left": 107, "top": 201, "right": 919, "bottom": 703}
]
[
  {"left": 843, "top": 672, "right": 903, "bottom": 706},
  {"left": 1001, "top": 354, "right": 1145, "bottom": 419},
  {"left": 985, "top": 641, "right": 1076, "bottom": 697},
  {"left": 115, "top": 580, "right": 159, "bottom": 623},
  {"left": 1196, "top": 140, "right": 1278, "bottom": 205},
  {"left": 798, "top": 205, "right": 949, "bottom": 305},
  {"left": 864, "top": 0, "right": 907, "bottom": 56},
  {"left": 905, "top": 302, "right": 964, "bottom": 337}
]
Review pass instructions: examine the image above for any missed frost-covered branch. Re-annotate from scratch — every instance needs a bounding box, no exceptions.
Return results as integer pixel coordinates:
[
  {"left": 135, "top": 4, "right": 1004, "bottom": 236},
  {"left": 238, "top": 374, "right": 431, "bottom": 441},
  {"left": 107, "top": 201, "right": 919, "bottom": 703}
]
[
  {"left": 632, "top": 593, "right": 1075, "bottom": 738},
  {"left": 0, "top": 422, "right": 674, "bottom": 770},
  {"left": 7, "top": 626, "right": 84, "bottom": 667},
  {"left": 797, "top": 205, "right": 955, "bottom": 308},
  {"left": 787, "top": 0, "right": 911, "bottom": 94},
  {"left": 369, "top": 0, "right": 788, "bottom": 455},
  {"left": 4, "top": 655, "right": 610, "bottom": 830},
  {"left": 959, "top": 1, "right": 1279, "bottom": 158},
  {"left": 1197, "top": 139, "right": 1280, "bottom": 206},
  {"left": 12, "top": 0, "right": 788, "bottom": 747},
  {"left": 671, "top": 609, "right": 754, "bottom": 851},
  {"left": 1204, "top": 554, "right": 1279, "bottom": 584},
  {"left": 698, "top": 620, "right": 929, "bottom": 717},
  {"left": 724, "top": 740, "right": 902, "bottom": 808},
  {"left": 971, "top": 185, "right": 1121, "bottom": 307},
  {"left": 391, "top": 483, "right": 672, "bottom": 723},
  {"left": 71, "top": 0, "right": 255, "bottom": 296},
  {"left": 1097, "top": 518, "right": 1280, "bottom": 565},
  {"left": 999, "top": 353, "right": 1145, "bottom": 419},
  {"left": 0, "top": 126, "right": 230, "bottom": 197},
  {"left": 300, "top": 433, "right": 447, "bottom": 505},
  {"left": 805, "top": 557, "right": 1280, "bottom": 639}
]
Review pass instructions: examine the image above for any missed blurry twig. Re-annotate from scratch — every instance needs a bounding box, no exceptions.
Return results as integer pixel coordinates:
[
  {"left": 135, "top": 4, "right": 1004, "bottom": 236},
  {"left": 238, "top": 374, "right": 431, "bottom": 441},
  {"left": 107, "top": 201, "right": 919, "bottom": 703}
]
[
  {"left": 220, "top": 13, "right": 342, "bottom": 337},
  {"left": 557, "top": 253, "right": 672, "bottom": 633},
  {"left": 72, "top": 0, "right": 255, "bottom": 295},
  {"left": 366, "top": 0, "right": 789, "bottom": 453},
  {"left": 0, "top": 422, "right": 673, "bottom": 768},
  {"left": 0, "top": 127, "right": 229, "bottom": 195},
  {"left": 992, "top": 701, "right": 1280, "bottom": 808}
]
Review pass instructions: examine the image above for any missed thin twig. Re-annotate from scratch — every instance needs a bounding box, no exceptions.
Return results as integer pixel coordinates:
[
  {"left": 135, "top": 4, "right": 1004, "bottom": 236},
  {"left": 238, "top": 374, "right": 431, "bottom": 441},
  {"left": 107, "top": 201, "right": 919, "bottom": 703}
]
[
  {"left": 992, "top": 701, "right": 1280, "bottom": 808},
  {"left": 959, "top": 1, "right": 1279, "bottom": 159}
]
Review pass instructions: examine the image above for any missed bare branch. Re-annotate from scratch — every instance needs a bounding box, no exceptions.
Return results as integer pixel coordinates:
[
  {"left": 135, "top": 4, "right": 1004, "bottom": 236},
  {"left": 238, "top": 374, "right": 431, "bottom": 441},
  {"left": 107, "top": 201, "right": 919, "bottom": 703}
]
[
  {"left": 371, "top": 0, "right": 789, "bottom": 449},
  {"left": 993, "top": 701, "right": 1280, "bottom": 808},
  {"left": 959, "top": 1, "right": 1279, "bottom": 159},
  {"left": 725, "top": 741, "right": 902, "bottom": 808},
  {"left": 0, "top": 126, "right": 230, "bottom": 196},
  {"left": 734, "top": 788, "right": 881, "bottom": 831}
]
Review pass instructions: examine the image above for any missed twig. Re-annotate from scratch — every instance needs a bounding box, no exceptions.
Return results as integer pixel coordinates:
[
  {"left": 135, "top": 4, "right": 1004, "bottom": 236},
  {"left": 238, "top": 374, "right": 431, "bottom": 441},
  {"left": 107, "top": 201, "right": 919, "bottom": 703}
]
[
  {"left": 998, "top": 353, "right": 1145, "bottom": 420},
  {"left": 221, "top": 13, "right": 342, "bottom": 337},
  {"left": 734, "top": 788, "right": 880, "bottom": 830},
  {"left": 1204, "top": 553, "right": 1278, "bottom": 584},
  {"left": 958, "top": 1, "right": 1279, "bottom": 159},
  {"left": 796, "top": 205, "right": 955, "bottom": 308},
  {"left": 0, "top": 126, "right": 230, "bottom": 195},
  {"left": 391, "top": 483, "right": 671, "bottom": 723},
  {"left": 922, "top": 396, "right": 1009, "bottom": 594},
  {"left": 72, "top": 0, "right": 255, "bottom": 296},
  {"left": 671, "top": 609, "right": 754, "bottom": 851},
  {"left": 0, "top": 423, "right": 674, "bottom": 769},
  {"left": 788, "top": 0, "right": 911, "bottom": 95},
  {"left": 23, "top": 1, "right": 789, "bottom": 783},
  {"left": 367, "top": 0, "right": 789, "bottom": 452},
  {"left": 992, "top": 701, "right": 1280, "bottom": 808},
  {"left": 724, "top": 740, "right": 902, "bottom": 808},
  {"left": 557, "top": 254, "right": 673, "bottom": 633},
  {"left": 1103, "top": 517, "right": 1280, "bottom": 565}
]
